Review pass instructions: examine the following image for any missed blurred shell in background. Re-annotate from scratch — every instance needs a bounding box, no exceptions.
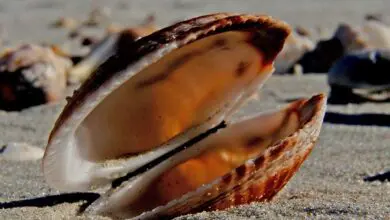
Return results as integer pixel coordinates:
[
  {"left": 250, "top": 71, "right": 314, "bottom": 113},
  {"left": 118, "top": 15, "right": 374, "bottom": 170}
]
[
  {"left": 290, "top": 18, "right": 390, "bottom": 73},
  {"left": 0, "top": 44, "right": 72, "bottom": 111}
]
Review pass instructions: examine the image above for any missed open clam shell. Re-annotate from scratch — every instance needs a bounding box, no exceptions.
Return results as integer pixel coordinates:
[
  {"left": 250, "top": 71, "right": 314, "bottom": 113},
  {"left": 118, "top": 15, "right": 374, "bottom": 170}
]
[{"left": 42, "top": 13, "right": 326, "bottom": 219}]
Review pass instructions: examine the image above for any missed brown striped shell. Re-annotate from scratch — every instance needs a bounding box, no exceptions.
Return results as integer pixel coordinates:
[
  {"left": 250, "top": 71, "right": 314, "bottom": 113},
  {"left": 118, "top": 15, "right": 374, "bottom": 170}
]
[{"left": 42, "top": 13, "right": 327, "bottom": 219}]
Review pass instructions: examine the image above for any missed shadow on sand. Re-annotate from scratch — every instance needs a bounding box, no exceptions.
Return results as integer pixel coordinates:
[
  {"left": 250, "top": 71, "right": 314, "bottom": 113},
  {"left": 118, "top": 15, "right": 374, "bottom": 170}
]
[
  {"left": 324, "top": 112, "right": 390, "bottom": 127},
  {"left": 363, "top": 171, "right": 390, "bottom": 182},
  {"left": 0, "top": 192, "right": 99, "bottom": 210}
]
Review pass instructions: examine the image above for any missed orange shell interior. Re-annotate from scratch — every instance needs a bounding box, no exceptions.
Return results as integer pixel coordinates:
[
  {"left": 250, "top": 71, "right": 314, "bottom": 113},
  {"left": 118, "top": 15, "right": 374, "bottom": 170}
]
[{"left": 75, "top": 31, "right": 272, "bottom": 161}]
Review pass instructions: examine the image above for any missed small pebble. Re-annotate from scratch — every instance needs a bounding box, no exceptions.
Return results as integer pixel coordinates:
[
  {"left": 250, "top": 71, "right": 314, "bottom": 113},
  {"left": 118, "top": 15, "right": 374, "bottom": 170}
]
[{"left": 0, "top": 142, "right": 44, "bottom": 161}]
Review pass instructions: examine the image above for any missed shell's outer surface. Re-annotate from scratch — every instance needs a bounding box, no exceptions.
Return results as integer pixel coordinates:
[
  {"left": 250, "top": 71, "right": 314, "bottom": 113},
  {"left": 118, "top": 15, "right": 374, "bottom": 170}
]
[
  {"left": 0, "top": 44, "right": 72, "bottom": 111},
  {"left": 43, "top": 13, "right": 291, "bottom": 191},
  {"left": 159, "top": 96, "right": 326, "bottom": 219},
  {"left": 86, "top": 94, "right": 326, "bottom": 219}
]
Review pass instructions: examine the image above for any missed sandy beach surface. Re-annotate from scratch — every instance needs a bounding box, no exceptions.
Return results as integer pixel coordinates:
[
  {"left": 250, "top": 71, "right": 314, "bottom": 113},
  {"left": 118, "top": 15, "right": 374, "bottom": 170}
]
[{"left": 1, "top": 0, "right": 390, "bottom": 219}]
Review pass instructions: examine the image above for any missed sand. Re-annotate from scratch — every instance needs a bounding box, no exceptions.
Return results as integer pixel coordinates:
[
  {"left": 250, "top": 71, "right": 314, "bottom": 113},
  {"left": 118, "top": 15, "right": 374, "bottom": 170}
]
[{"left": 0, "top": 0, "right": 390, "bottom": 219}]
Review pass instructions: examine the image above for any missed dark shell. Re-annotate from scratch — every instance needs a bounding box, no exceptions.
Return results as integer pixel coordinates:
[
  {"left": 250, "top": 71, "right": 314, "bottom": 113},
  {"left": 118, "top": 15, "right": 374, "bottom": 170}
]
[
  {"left": 328, "top": 49, "right": 390, "bottom": 103},
  {"left": 329, "top": 49, "right": 390, "bottom": 88}
]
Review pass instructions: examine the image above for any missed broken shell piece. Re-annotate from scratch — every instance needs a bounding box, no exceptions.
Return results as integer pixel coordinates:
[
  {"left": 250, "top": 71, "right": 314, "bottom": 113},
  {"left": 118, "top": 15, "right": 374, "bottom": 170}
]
[
  {"left": 0, "top": 44, "right": 72, "bottom": 111},
  {"left": 42, "top": 13, "right": 326, "bottom": 219},
  {"left": 1, "top": 142, "right": 44, "bottom": 161}
]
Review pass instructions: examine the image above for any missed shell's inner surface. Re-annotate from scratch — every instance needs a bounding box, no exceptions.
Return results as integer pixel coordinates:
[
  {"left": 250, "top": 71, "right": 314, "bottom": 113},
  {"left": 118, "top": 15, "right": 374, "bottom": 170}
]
[
  {"left": 88, "top": 96, "right": 321, "bottom": 218},
  {"left": 75, "top": 31, "right": 271, "bottom": 162}
]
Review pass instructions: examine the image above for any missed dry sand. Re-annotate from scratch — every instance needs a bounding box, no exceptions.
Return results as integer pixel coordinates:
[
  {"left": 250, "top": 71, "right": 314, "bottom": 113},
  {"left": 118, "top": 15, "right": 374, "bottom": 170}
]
[{"left": 1, "top": 0, "right": 390, "bottom": 219}]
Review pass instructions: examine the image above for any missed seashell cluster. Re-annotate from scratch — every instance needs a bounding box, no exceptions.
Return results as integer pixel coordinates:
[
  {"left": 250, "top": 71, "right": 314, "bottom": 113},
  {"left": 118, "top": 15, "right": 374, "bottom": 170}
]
[
  {"left": 291, "top": 18, "right": 390, "bottom": 73},
  {"left": 42, "top": 13, "right": 327, "bottom": 219}
]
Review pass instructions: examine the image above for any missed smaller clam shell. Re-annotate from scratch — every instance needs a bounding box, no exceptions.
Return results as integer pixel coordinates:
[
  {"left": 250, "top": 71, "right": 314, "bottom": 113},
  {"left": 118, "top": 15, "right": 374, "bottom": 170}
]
[
  {"left": 85, "top": 94, "right": 327, "bottom": 219},
  {"left": 0, "top": 44, "right": 71, "bottom": 111}
]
